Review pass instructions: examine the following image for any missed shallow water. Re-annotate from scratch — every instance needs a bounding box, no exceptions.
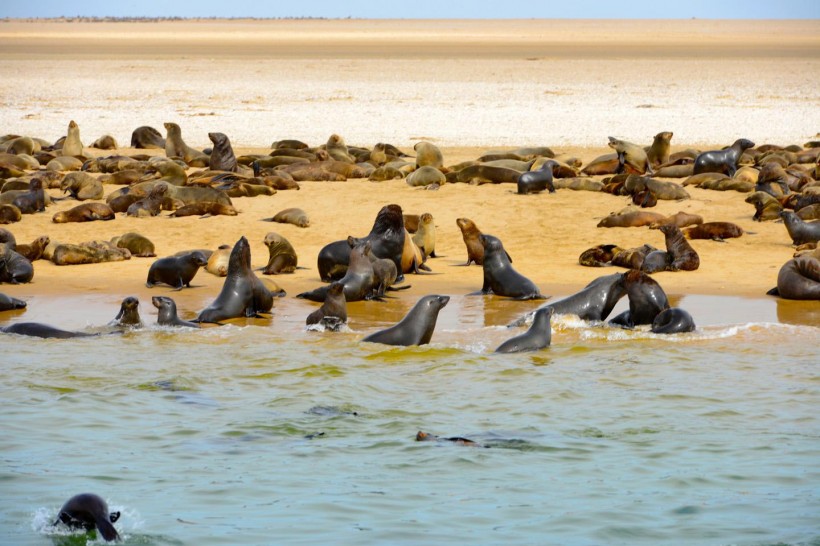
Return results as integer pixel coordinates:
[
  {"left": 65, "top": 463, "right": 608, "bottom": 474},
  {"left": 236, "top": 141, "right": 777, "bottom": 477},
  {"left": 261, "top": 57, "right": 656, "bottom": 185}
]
[{"left": 1, "top": 294, "right": 818, "bottom": 546}]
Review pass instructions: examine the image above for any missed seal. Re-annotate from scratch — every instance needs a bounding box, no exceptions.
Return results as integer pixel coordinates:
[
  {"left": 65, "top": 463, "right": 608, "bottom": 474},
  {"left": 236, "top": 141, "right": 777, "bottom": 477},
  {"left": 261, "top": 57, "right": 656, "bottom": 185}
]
[
  {"left": 169, "top": 202, "right": 238, "bottom": 218},
  {"left": 608, "top": 270, "right": 670, "bottom": 328},
  {"left": 415, "top": 430, "right": 485, "bottom": 447},
  {"left": 650, "top": 307, "right": 696, "bottom": 334},
  {"left": 55, "top": 493, "right": 120, "bottom": 542},
  {"left": 163, "top": 122, "right": 207, "bottom": 165},
  {"left": 0, "top": 291, "right": 26, "bottom": 311},
  {"left": 110, "top": 232, "right": 156, "bottom": 257},
  {"left": 298, "top": 239, "right": 379, "bottom": 302},
  {"left": 326, "top": 133, "right": 355, "bottom": 163},
  {"left": 517, "top": 160, "right": 556, "bottom": 194},
  {"left": 11, "top": 178, "right": 45, "bottom": 214},
  {"left": 608, "top": 136, "right": 650, "bottom": 174},
  {"left": 412, "top": 212, "right": 437, "bottom": 258},
  {"left": 745, "top": 191, "right": 783, "bottom": 221},
  {"left": 475, "top": 234, "right": 545, "bottom": 300},
  {"left": 640, "top": 250, "right": 673, "bottom": 274},
  {"left": 126, "top": 182, "right": 168, "bottom": 217},
  {"left": 60, "top": 172, "right": 104, "bottom": 201},
  {"left": 0, "top": 243, "right": 33, "bottom": 284},
  {"left": 208, "top": 132, "right": 238, "bottom": 172},
  {"left": 693, "top": 138, "right": 755, "bottom": 177},
  {"left": 152, "top": 295, "right": 200, "bottom": 328},
  {"left": 60, "top": 120, "right": 84, "bottom": 157},
  {"left": 266, "top": 207, "right": 310, "bottom": 228},
  {"left": 317, "top": 204, "right": 405, "bottom": 281},
  {"left": 766, "top": 255, "right": 820, "bottom": 300},
  {"left": 400, "top": 228, "right": 430, "bottom": 274},
  {"left": 658, "top": 224, "right": 700, "bottom": 271},
  {"left": 510, "top": 272, "right": 626, "bottom": 326},
  {"left": 449, "top": 164, "right": 520, "bottom": 185},
  {"left": 53, "top": 203, "right": 116, "bottom": 223},
  {"left": 683, "top": 222, "right": 744, "bottom": 241},
  {"left": 1, "top": 322, "right": 96, "bottom": 338},
  {"left": 109, "top": 296, "right": 143, "bottom": 328},
  {"left": 361, "top": 294, "right": 450, "bottom": 346},
  {"left": 0, "top": 204, "right": 22, "bottom": 224},
  {"left": 205, "top": 244, "right": 231, "bottom": 276},
  {"left": 413, "top": 141, "right": 443, "bottom": 169},
  {"left": 647, "top": 131, "right": 673, "bottom": 169},
  {"left": 649, "top": 211, "right": 704, "bottom": 229},
  {"left": 406, "top": 166, "right": 446, "bottom": 187},
  {"left": 262, "top": 232, "right": 298, "bottom": 274},
  {"left": 131, "top": 125, "right": 166, "bottom": 149},
  {"left": 456, "top": 217, "right": 485, "bottom": 266},
  {"left": 305, "top": 281, "right": 348, "bottom": 331},
  {"left": 578, "top": 244, "right": 624, "bottom": 267},
  {"left": 597, "top": 209, "right": 665, "bottom": 228},
  {"left": 146, "top": 251, "right": 208, "bottom": 290},
  {"left": 495, "top": 307, "right": 553, "bottom": 353},
  {"left": 91, "top": 134, "right": 118, "bottom": 150},
  {"left": 780, "top": 211, "right": 820, "bottom": 245},
  {"left": 197, "top": 236, "right": 273, "bottom": 323},
  {"left": 15, "top": 235, "right": 50, "bottom": 261}
]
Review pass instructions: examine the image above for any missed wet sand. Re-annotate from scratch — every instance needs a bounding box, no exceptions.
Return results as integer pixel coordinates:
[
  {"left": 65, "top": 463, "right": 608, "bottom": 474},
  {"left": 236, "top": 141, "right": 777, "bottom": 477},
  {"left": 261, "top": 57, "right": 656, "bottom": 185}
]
[{"left": 0, "top": 19, "right": 818, "bottom": 327}]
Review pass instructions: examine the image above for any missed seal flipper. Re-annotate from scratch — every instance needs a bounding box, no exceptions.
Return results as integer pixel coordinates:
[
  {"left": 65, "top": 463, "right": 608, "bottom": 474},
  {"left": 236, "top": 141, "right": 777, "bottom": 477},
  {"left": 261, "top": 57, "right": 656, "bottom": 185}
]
[
  {"left": 94, "top": 515, "right": 119, "bottom": 542},
  {"left": 766, "top": 287, "right": 780, "bottom": 296}
]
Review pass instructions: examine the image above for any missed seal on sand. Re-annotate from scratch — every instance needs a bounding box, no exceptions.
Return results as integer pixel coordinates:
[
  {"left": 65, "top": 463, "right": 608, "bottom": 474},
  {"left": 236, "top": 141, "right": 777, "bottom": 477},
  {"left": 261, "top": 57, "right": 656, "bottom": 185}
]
[
  {"left": 578, "top": 244, "right": 624, "bottom": 267},
  {"left": 0, "top": 243, "right": 33, "bottom": 284},
  {"left": 262, "top": 232, "right": 298, "bottom": 274},
  {"left": 361, "top": 294, "right": 450, "bottom": 346},
  {"left": 152, "top": 296, "right": 200, "bottom": 328},
  {"left": 110, "top": 232, "right": 156, "bottom": 257},
  {"left": 169, "top": 202, "right": 238, "bottom": 218},
  {"left": 412, "top": 212, "right": 437, "bottom": 258},
  {"left": 55, "top": 493, "right": 120, "bottom": 542},
  {"left": 608, "top": 136, "right": 650, "bottom": 174},
  {"left": 474, "top": 234, "right": 545, "bottom": 300},
  {"left": 780, "top": 211, "right": 820, "bottom": 245},
  {"left": 131, "top": 126, "right": 166, "bottom": 149},
  {"left": 197, "top": 236, "right": 273, "bottom": 323},
  {"left": 413, "top": 141, "right": 443, "bottom": 169},
  {"left": 205, "top": 244, "right": 231, "bottom": 277},
  {"left": 650, "top": 307, "right": 696, "bottom": 334},
  {"left": 693, "top": 138, "right": 755, "bottom": 177},
  {"left": 60, "top": 120, "right": 84, "bottom": 157},
  {"left": 0, "top": 292, "right": 26, "bottom": 311},
  {"left": 456, "top": 217, "right": 485, "bottom": 266},
  {"left": 683, "top": 222, "right": 744, "bottom": 241},
  {"left": 608, "top": 270, "right": 670, "bottom": 328},
  {"left": 597, "top": 209, "right": 665, "bottom": 228},
  {"left": 517, "top": 160, "right": 556, "bottom": 194},
  {"left": 53, "top": 203, "right": 115, "bottom": 223},
  {"left": 146, "top": 251, "right": 208, "bottom": 290},
  {"left": 495, "top": 307, "right": 553, "bottom": 353},
  {"left": 767, "top": 255, "right": 820, "bottom": 300},
  {"left": 15, "top": 235, "right": 50, "bottom": 261},
  {"left": 306, "top": 281, "right": 348, "bottom": 331},
  {"left": 658, "top": 224, "right": 700, "bottom": 271},
  {"left": 163, "top": 122, "right": 207, "bottom": 165},
  {"left": 266, "top": 207, "right": 310, "bottom": 228},
  {"left": 208, "top": 132, "right": 238, "bottom": 172},
  {"left": 647, "top": 131, "right": 673, "bottom": 168},
  {"left": 109, "top": 296, "right": 143, "bottom": 328}
]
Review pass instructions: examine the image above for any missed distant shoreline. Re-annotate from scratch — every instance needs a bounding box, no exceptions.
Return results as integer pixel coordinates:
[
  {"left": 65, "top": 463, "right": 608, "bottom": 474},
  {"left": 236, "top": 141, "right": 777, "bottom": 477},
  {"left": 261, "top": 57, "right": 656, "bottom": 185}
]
[{"left": 0, "top": 16, "right": 814, "bottom": 23}]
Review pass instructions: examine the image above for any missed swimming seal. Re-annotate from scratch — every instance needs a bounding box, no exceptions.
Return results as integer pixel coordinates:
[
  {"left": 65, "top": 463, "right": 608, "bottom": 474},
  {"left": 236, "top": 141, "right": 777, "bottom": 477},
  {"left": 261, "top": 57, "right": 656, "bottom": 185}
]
[
  {"left": 109, "top": 296, "right": 143, "bottom": 328},
  {"left": 650, "top": 307, "right": 696, "bottom": 334},
  {"left": 305, "top": 281, "right": 348, "bottom": 331},
  {"left": 693, "top": 138, "right": 755, "bottom": 177},
  {"left": 475, "top": 234, "right": 545, "bottom": 300},
  {"left": 361, "top": 294, "right": 450, "bottom": 346},
  {"left": 456, "top": 217, "right": 485, "bottom": 265},
  {"left": 767, "top": 255, "right": 820, "bottom": 300},
  {"left": 1, "top": 322, "right": 96, "bottom": 338},
  {"left": 509, "top": 272, "right": 627, "bottom": 326},
  {"left": 197, "top": 236, "right": 273, "bottom": 323},
  {"left": 517, "top": 160, "right": 556, "bottom": 194},
  {"left": 55, "top": 493, "right": 120, "bottom": 542},
  {"left": 658, "top": 224, "right": 700, "bottom": 271},
  {"left": 208, "top": 132, "right": 238, "bottom": 172},
  {"left": 780, "top": 211, "right": 820, "bottom": 245},
  {"left": 146, "top": 251, "right": 208, "bottom": 290},
  {"left": 608, "top": 270, "right": 670, "bottom": 328},
  {"left": 495, "top": 307, "right": 553, "bottom": 353},
  {"left": 152, "top": 296, "right": 200, "bottom": 327},
  {"left": 317, "top": 204, "right": 405, "bottom": 281},
  {"left": 415, "top": 430, "right": 485, "bottom": 447},
  {"left": 262, "top": 232, "right": 298, "bottom": 274},
  {"left": 0, "top": 292, "right": 26, "bottom": 311}
]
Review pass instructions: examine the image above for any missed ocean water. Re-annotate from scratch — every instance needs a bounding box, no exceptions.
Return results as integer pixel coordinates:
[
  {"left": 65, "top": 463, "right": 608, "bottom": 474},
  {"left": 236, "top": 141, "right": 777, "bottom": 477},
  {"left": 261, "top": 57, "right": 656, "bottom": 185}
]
[{"left": 1, "top": 294, "right": 818, "bottom": 546}]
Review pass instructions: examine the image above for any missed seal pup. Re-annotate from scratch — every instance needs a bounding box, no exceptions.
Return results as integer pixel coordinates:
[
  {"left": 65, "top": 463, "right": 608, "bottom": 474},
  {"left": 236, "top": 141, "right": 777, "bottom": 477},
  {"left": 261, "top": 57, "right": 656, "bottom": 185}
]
[
  {"left": 609, "top": 270, "right": 670, "bottom": 328},
  {"left": 0, "top": 204, "right": 22, "bottom": 224},
  {"left": 650, "top": 307, "right": 696, "bottom": 334},
  {"left": 517, "top": 160, "right": 556, "bottom": 194},
  {"left": 55, "top": 493, "right": 119, "bottom": 542},
  {"left": 305, "top": 281, "right": 348, "bottom": 331},
  {"left": 110, "top": 232, "right": 156, "bottom": 257},
  {"left": 495, "top": 307, "right": 553, "bottom": 353},
  {"left": 474, "top": 235, "right": 545, "bottom": 300},
  {"left": 208, "top": 132, "right": 238, "bottom": 172},
  {"left": 693, "top": 138, "right": 755, "bottom": 177},
  {"left": 658, "top": 224, "right": 700, "bottom": 271},
  {"left": 15, "top": 235, "right": 50, "bottom": 261},
  {"left": 412, "top": 212, "right": 437, "bottom": 258},
  {"left": 262, "top": 232, "right": 298, "bottom": 274},
  {"left": 361, "top": 294, "right": 450, "bottom": 346},
  {"left": 780, "top": 211, "right": 820, "bottom": 245},
  {"left": 647, "top": 131, "right": 673, "bottom": 169},
  {"left": 0, "top": 292, "right": 26, "bottom": 311},
  {"left": 152, "top": 296, "right": 200, "bottom": 328},
  {"left": 146, "top": 251, "right": 208, "bottom": 290},
  {"left": 509, "top": 272, "right": 626, "bottom": 326},
  {"left": 456, "top": 217, "right": 485, "bottom": 265},
  {"left": 109, "top": 296, "right": 143, "bottom": 328},
  {"left": 578, "top": 244, "right": 624, "bottom": 267},
  {"left": 197, "top": 236, "right": 272, "bottom": 323}
]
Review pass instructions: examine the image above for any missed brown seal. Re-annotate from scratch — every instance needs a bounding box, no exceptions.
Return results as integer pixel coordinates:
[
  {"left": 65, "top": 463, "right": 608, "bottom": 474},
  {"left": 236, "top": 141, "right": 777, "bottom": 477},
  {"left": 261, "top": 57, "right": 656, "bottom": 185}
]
[
  {"left": 131, "top": 125, "right": 166, "bottom": 149},
  {"left": 53, "top": 203, "right": 115, "bottom": 223},
  {"left": 745, "top": 191, "right": 783, "bottom": 221},
  {"left": 299, "top": 239, "right": 380, "bottom": 303},
  {"left": 60, "top": 120, "right": 84, "bottom": 157},
  {"left": 305, "top": 281, "right": 348, "bottom": 331},
  {"left": 608, "top": 136, "right": 650, "bottom": 174},
  {"left": 412, "top": 212, "right": 437, "bottom": 258},
  {"left": 456, "top": 217, "right": 485, "bottom": 265},
  {"left": 14, "top": 235, "right": 50, "bottom": 261},
  {"left": 767, "top": 255, "right": 820, "bottom": 300},
  {"left": 169, "top": 202, "right": 238, "bottom": 218},
  {"left": 578, "top": 244, "right": 624, "bottom": 267},
  {"left": 406, "top": 166, "right": 446, "bottom": 187},
  {"left": 109, "top": 296, "right": 143, "bottom": 329},
  {"left": 611, "top": 244, "right": 657, "bottom": 269},
  {"left": 326, "top": 134, "right": 355, "bottom": 163},
  {"left": 597, "top": 209, "right": 665, "bottom": 228},
  {"left": 163, "top": 122, "right": 208, "bottom": 165},
  {"left": 91, "top": 135, "right": 118, "bottom": 150},
  {"left": 647, "top": 131, "right": 673, "bottom": 169},
  {"left": 0, "top": 204, "right": 22, "bottom": 224},
  {"left": 208, "top": 132, "right": 238, "bottom": 172},
  {"left": 60, "top": 172, "right": 104, "bottom": 201},
  {"left": 50, "top": 241, "right": 130, "bottom": 265},
  {"left": 126, "top": 183, "right": 168, "bottom": 217},
  {"left": 110, "top": 232, "right": 156, "bottom": 257},
  {"left": 649, "top": 211, "right": 704, "bottom": 229},
  {"left": 205, "top": 244, "right": 231, "bottom": 276},
  {"left": 400, "top": 228, "right": 430, "bottom": 274},
  {"left": 414, "top": 141, "right": 443, "bottom": 169},
  {"left": 683, "top": 222, "right": 744, "bottom": 241},
  {"left": 262, "top": 232, "right": 298, "bottom": 274},
  {"left": 449, "top": 164, "right": 520, "bottom": 185},
  {"left": 265, "top": 207, "right": 309, "bottom": 228},
  {"left": 658, "top": 224, "right": 700, "bottom": 271}
]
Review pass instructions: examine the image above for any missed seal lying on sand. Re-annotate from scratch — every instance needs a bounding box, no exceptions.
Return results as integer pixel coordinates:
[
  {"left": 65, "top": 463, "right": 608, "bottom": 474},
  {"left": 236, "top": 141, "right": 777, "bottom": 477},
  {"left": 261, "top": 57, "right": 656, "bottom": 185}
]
[
  {"left": 55, "top": 493, "right": 120, "bottom": 542},
  {"left": 361, "top": 294, "right": 450, "bottom": 346}
]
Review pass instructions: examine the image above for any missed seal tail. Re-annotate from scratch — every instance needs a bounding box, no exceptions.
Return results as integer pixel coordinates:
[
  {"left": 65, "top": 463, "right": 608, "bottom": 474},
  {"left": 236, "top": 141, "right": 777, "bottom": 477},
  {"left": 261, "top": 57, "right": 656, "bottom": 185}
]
[{"left": 95, "top": 516, "right": 119, "bottom": 542}]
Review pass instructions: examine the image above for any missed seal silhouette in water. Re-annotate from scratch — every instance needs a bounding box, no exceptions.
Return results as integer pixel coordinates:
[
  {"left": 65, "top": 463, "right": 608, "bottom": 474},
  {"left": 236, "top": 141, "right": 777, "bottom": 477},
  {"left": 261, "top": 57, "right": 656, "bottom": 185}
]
[
  {"left": 55, "top": 493, "right": 120, "bottom": 542},
  {"left": 495, "top": 307, "right": 554, "bottom": 353},
  {"left": 361, "top": 294, "right": 449, "bottom": 346}
]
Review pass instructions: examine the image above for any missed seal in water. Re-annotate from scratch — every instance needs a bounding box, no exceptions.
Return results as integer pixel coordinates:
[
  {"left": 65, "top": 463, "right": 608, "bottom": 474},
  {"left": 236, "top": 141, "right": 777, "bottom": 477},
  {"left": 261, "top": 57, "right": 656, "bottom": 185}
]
[
  {"left": 361, "top": 294, "right": 450, "bottom": 346},
  {"left": 608, "top": 270, "right": 670, "bottom": 328},
  {"left": 152, "top": 296, "right": 200, "bottom": 327},
  {"left": 1, "top": 322, "right": 96, "bottom": 338},
  {"left": 517, "top": 160, "right": 556, "bottom": 194},
  {"left": 109, "top": 296, "right": 143, "bottom": 328},
  {"left": 55, "top": 493, "right": 120, "bottom": 542},
  {"left": 305, "top": 281, "right": 348, "bottom": 331},
  {"left": 693, "top": 138, "right": 755, "bottom": 177},
  {"left": 297, "top": 239, "right": 379, "bottom": 302},
  {"left": 146, "top": 251, "right": 208, "bottom": 290},
  {"left": 197, "top": 236, "right": 273, "bottom": 323},
  {"left": 0, "top": 292, "right": 26, "bottom": 311},
  {"left": 509, "top": 272, "right": 626, "bottom": 326},
  {"left": 495, "top": 307, "right": 554, "bottom": 353},
  {"left": 475, "top": 234, "right": 545, "bottom": 300},
  {"left": 317, "top": 204, "right": 405, "bottom": 281},
  {"left": 415, "top": 430, "right": 485, "bottom": 447},
  {"left": 650, "top": 307, "right": 696, "bottom": 334}
]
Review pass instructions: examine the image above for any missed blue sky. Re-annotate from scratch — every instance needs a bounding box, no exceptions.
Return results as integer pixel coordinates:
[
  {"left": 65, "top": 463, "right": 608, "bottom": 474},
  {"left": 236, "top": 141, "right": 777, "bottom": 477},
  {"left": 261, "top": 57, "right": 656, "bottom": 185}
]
[{"left": 1, "top": 0, "right": 818, "bottom": 19}]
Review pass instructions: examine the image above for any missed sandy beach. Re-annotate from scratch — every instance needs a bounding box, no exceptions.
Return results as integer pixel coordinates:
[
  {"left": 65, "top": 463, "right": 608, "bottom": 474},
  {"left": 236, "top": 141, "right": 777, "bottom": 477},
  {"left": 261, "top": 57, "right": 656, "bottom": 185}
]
[{"left": 1, "top": 19, "right": 819, "bottom": 326}]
